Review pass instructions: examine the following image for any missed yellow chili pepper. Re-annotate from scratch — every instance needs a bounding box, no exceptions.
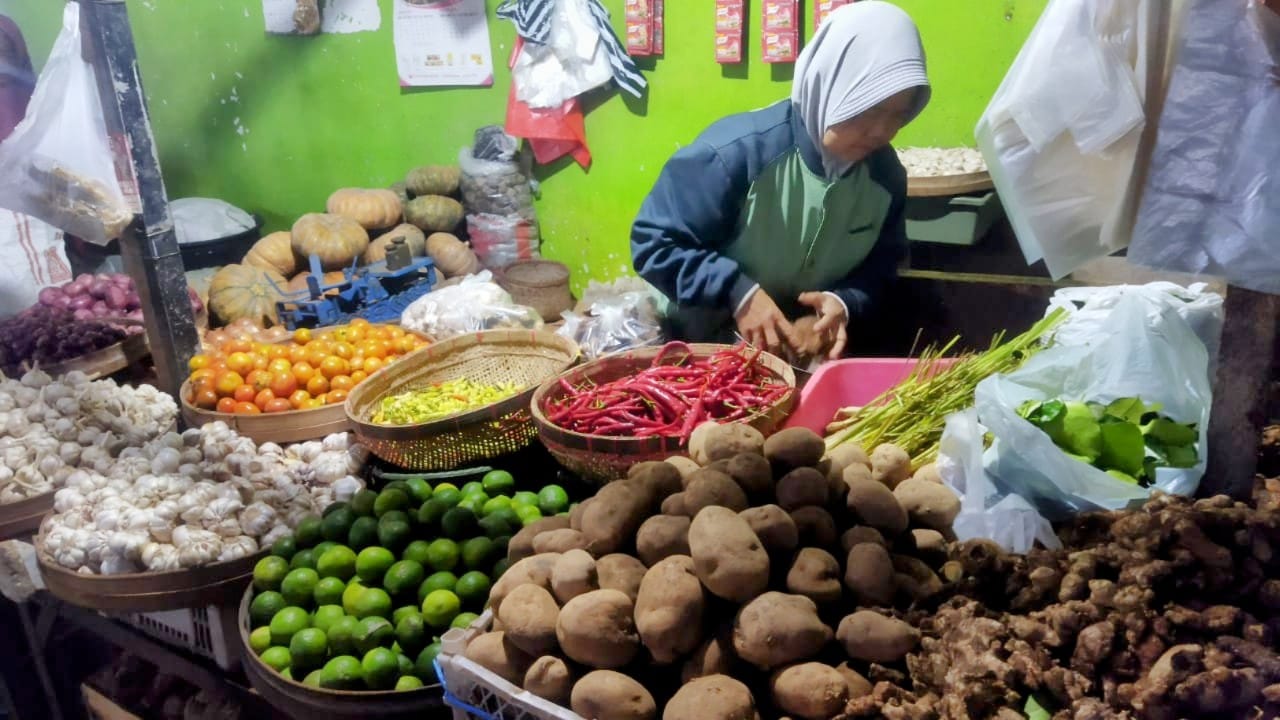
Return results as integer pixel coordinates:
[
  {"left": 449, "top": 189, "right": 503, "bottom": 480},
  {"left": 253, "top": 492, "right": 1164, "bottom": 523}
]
[{"left": 373, "top": 378, "right": 523, "bottom": 425}]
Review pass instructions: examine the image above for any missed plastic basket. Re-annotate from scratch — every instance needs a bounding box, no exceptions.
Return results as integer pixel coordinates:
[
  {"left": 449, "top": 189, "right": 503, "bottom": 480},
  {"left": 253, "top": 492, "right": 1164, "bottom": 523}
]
[
  {"left": 113, "top": 604, "right": 240, "bottom": 671},
  {"left": 435, "top": 610, "right": 581, "bottom": 720},
  {"left": 782, "top": 358, "right": 959, "bottom": 435}
]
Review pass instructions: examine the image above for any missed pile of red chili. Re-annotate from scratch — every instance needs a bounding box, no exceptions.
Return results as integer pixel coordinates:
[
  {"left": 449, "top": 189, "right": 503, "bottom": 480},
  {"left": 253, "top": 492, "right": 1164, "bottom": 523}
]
[{"left": 543, "top": 342, "right": 790, "bottom": 440}]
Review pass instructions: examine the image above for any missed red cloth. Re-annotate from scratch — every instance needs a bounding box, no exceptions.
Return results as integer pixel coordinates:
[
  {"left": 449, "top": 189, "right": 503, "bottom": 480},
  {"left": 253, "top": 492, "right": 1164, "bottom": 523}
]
[{"left": 503, "top": 37, "right": 592, "bottom": 169}]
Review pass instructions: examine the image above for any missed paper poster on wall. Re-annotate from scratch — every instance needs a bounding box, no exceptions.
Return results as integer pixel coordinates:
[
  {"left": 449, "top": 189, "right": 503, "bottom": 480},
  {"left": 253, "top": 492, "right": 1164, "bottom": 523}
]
[
  {"left": 393, "top": 0, "right": 495, "bottom": 87},
  {"left": 262, "top": 0, "right": 380, "bottom": 35}
]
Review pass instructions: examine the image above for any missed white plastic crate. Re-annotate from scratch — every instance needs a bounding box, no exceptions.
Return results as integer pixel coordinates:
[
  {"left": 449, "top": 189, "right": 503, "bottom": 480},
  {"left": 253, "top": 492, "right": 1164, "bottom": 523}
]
[
  {"left": 110, "top": 604, "right": 240, "bottom": 671},
  {"left": 435, "top": 610, "right": 581, "bottom": 720}
]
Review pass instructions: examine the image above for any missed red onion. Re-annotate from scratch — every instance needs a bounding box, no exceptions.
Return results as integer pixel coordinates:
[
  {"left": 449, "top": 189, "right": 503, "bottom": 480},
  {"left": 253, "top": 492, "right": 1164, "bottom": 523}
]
[
  {"left": 126, "top": 309, "right": 144, "bottom": 320},
  {"left": 88, "top": 279, "right": 112, "bottom": 299},
  {"left": 90, "top": 300, "right": 109, "bottom": 316},
  {"left": 112, "top": 273, "right": 134, "bottom": 288},
  {"left": 68, "top": 294, "right": 93, "bottom": 310},
  {"left": 38, "top": 287, "right": 64, "bottom": 307},
  {"left": 75, "top": 273, "right": 94, "bottom": 285},
  {"left": 105, "top": 285, "right": 128, "bottom": 310},
  {"left": 73, "top": 308, "right": 95, "bottom": 321},
  {"left": 124, "top": 291, "right": 140, "bottom": 310}
]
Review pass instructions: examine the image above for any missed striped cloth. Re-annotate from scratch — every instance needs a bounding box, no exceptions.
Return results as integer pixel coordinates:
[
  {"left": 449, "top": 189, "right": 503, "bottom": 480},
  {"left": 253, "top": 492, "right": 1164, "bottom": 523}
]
[{"left": 497, "top": 0, "right": 646, "bottom": 98}]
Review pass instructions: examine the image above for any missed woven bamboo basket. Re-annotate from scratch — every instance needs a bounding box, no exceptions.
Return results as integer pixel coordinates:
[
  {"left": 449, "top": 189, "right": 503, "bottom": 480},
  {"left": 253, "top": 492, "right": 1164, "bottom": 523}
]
[
  {"left": 495, "top": 260, "right": 573, "bottom": 322},
  {"left": 531, "top": 344, "right": 797, "bottom": 482},
  {"left": 345, "top": 329, "right": 580, "bottom": 471},
  {"left": 0, "top": 491, "right": 54, "bottom": 540}
]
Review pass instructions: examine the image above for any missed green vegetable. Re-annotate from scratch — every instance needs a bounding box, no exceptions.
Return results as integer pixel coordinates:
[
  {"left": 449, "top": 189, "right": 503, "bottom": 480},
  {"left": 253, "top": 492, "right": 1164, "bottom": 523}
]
[{"left": 373, "top": 379, "right": 523, "bottom": 425}]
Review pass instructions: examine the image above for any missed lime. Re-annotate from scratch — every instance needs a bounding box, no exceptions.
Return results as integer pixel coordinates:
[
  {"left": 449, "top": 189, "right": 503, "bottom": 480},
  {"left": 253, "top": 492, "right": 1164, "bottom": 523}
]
[
  {"left": 253, "top": 556, "right": 290, "bottom": 593},
  {"left": 397, "top": 653, "right": 415, "bottom": 677},
  {"left": 477, "top": 514, "right": 513, "bottom": 539},
  {"left": 261, "top": 646, "right": 292, "bottom": 673},
  {"left": 249, "top": 626, "right": 273, "bottom": 655},
  {"left": 281, "top": 568, "right": 320, "bottom": 608},
  {"left": 347, "top": 516, "right": 380, "bottom": 550},
  {"left": 461, "top": 537, "right": 496, "bottom": 571},
  {"left": 404, "top": 478, "right": 433, "bottom": 504},
  {"left": 417, "top": 499, "right": 448, "bottom": 529},
  {"left": 350, "top": 489, "right": 378, "bottom": 517},
  {"left": 314, "top": 576, "right": 346, "bottom": 607},
  {"left": 433, "top": 482, "right": 459, "bottom": 495},
  {"left": 317, "top": 545, "right": 358, "bottom": 581},
  {"left": 250, "top": 591, "right": 287, "bottom": 629},
  {"left": 537, "top": 485, "right": 570, "bottom": 515},
  {"left": 303, "top": 669, "right": 323, "bottom": 687},
  {"left": 414, "top": 643, "right": 443, "bottom": 680},
  {"left": 379, "top": 510, "right": 411, "bottom": 528},
  {"left": 374, "top": 489, "right": 411, "bottom": 518},
  {"left": 460, "top": 481, "right": 486, "bottom": 498},
  {"left": 393, "top": 605, "right": 420, "bottom": 627},
  {"left": 383, "top": 480, "right": 412, "bottom": 497},
  {"left": 356, "top": 546, "right": 397, "bottom": 584},
  {"left": 313, "top": 541, "right": 338, "bottom": 559},
  {"left": 319, "top": 655, "right": 363, "bottom": 690},
  {"left": 456, "top": 497, "right": 485, "bottom": 516},
  {"left": 289, "top": 549, "right": 317, "bottom": 571},
  {"left": 342, "top": 580, "right": 367, "bottom": 616},
  {"left": 441, "top": 507, "right": 478, "bottom": 539},
  {"left": 514, "top": 505, "right": 543, "bottom": 527},
  {"left": 455, "top": 571, "right": 492, "bottom": 607},
  {"left": 313, "top": 604, "right": 346, "bottom": 633},
  {"left": 451, "top": 612, "right": 481, "bottom": 630},
  {"left": 402, "top": 540, "right": 433, "bottom": 566},
  {"left": 419, "top": 571, "right": 458, "bottom": 602},
  {"left": 488, "top": 506, "right": 520, "bottom": 529},
  {"left": 289, "top": 628, "right": 329, "bottom": 671},
  {"left": 420, "top": 589, "right": 461, "bottom": 629},
  {"left": 323, "top": 501, "right": 350, "bottom": 518},
  {"left": 280, "top": 668, "right": 294, "bottom": 681},
  {"left": 378, "top": 520, "right": 412, "bottom": 554},
  {"left": 362, "top": 648, "right": 400, "bottom": 690},
  {"left": 270, "top": 536, "right": 298, "bottom": 561},
  {"left": 269, "top": 606, "right": 311, "bottom": 646},
  {"left": 294, "top": 516, "right": 323, "bottom": 548},
  {"left": 480, "top": 495, "right": 512, "bottom": 517},
  {"left": 396, "top": 675, "right": 424, "bottom": 691},
  {"left": 353, "top": 587, "right": 393, "bottom": 620},
  {"left": 511, "top": 491, "right": 539, "bottom": 508},
  {"left": 384, "top": 560, "right": 426, "bottom": 598},
  {"left": 327, "top": 616, "right": 362, "bottom": 656},
  {"left": 395, "top": 613, "right": 428, "bottom": 655},
  {"left": 492, "top": 557, "right": 512, "bottom": 580},
  {"left": 433, "top": 488, "right": 463, "bottom": 509},
  {"left": 425, "top": 539, "right": 460, "bottom": 572},
  {"left": 354, "top": 617, "right": 395, "bottom": 654},
  {"left": 493, "top": 535, "right": 512, "bottom": 553},
  {"left": 482, "top": 470, "right": 516, "bottom": 495},
  {"left": 321, "top": 507, "right": 356, "bottom": 542}
]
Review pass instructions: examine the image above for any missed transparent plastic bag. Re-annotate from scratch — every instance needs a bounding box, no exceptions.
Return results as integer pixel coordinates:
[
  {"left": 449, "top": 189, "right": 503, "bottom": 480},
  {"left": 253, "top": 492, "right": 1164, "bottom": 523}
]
[
  {"left": 510, "top": 0, "right": 614, "bottom": 109},
  {"left": 467, "top": 213, "right": 540, "bottom": 270},
  {"left": 399, "top": 270, "right": 543, "bottom": 340},
  {"left": 0, "top": 3, "right": 134, "bottom": 245},
  {"left": 458, "top": 145, "right": 536, "bottom": 217},
  {"left": 556, "top": 291, "right": 663, "bottom": 360}
]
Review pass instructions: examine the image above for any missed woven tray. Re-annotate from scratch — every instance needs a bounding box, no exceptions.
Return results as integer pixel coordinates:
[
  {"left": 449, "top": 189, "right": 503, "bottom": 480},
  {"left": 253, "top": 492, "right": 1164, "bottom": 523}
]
[
  {"left": 531, "top": 344, "right": 797, "bottom": 482},
  {"left": 345, "top": 329, "right": 579, "bottom": 471},
  {"left": 0, "top": 491, "right": 55, "bottom": 541},
  {"left": 495, "top": 260, "right": 573, "bottom": 322}
]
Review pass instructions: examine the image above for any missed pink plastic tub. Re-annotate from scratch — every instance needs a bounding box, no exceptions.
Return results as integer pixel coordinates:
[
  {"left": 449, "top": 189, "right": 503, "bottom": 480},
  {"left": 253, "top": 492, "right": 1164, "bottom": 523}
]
[{"left": 783, "top": 358, "right": 957, "bottom": 435}]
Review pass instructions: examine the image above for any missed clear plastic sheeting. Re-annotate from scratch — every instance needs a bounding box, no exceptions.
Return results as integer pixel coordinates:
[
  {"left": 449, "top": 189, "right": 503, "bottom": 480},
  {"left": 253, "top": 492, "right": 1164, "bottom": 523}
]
[
  {"left": 399, "top": 271, "right": 543, "bottom": 340},
  {"left": 975, "top": 0, "right": 1181, "bottom": 279},
  {"left": 556, "top": 291, "right": 663, "bottom": 360},
  {"left": 1128, "top": 0, "right": 1280, "bottom": 294}
]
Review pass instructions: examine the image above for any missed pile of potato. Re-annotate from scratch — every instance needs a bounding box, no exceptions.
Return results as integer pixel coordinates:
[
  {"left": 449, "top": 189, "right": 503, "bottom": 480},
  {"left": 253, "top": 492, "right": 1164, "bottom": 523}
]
[{"left": 459, "top": 423, "right": 963, "bottom": 720}]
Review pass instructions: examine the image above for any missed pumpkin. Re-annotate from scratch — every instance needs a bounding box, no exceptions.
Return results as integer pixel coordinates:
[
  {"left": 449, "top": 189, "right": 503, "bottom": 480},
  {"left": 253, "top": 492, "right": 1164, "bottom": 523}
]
[
  {"left": 326, "top": 188, "right": 403, "bottom": 230},
  {"left": 286, "top": 270, "right": 346, "bottom": 297},
  {"left": 208, "top": 264, "right": 287, "bottom": 328},
  {"left": 404, "top": 195, "right": 463, "bottom": 233},
  {"left": 389, "top": 181, "right": 412, "bottom": 206},
  {"left": 362, "top": 224, "right": 426, "bottom": 265},
  {"left": 426, "top": 232, "right": 481, "bottom": 277},
  {"left": 291, "top": 213, "right": 370, "bottom": 271},
  {"left": 405, "top": 165, "right": 460, "bottom": 197},
  {"left": 242, "top": 231, "right": 299, "bottom": 277}
]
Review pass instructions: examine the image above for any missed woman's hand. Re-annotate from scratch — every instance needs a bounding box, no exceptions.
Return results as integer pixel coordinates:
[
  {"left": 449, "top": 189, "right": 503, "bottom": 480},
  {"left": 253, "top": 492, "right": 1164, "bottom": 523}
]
[
  {"left": 735, "top": 289, "right": 795, "bottom": 354},
  {"left": 797, "top": 292, "right": 848, "bottom": 360}
]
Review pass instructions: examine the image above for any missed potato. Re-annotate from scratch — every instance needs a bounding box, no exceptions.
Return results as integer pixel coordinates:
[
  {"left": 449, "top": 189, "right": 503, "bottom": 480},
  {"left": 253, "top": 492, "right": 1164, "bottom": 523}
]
[
  {"left": 581, "top": 480, "right": 653, "bottom": 555},
  {"left": 465, "top": 631, "right": 534, "bottom": 685},
  {"left": 509, "top": 516, "right": 571, "bottom": 562},
  {"left": 770, "top": 662, "right": 850, "bottom": 720},
  {"left": 689, "top": 506, "right": 770, "bottom": 602},
  {"left": 596, "top": 554, "right": 647, "bottom": 602},
  {"left": 635, "top": 555, "right": 705, "bottom": 663},
  {"left": 499, "top": 583, "right": 561, "bottom": 656},
  {"left": 738, "top": 505, "right": 799, "bottom": 555},
  {"left": 840, "top": 526, "right": 887, "bottom": 553},
  {"left": 835, "top": 662, "right": 873, "bottom": 698},
  {"left": 893, "top": 478, "right": 961, "bottom": 532},
  {"left": 665, "top": 456, "right": 701, "bottom": 482},
  {"left": 571, "top": 670, "right": 656, "bottom": 720},
  {"left": 841, "top": 462, "right": 873, "bottom": 491},
  {"left": 663, "top": 675, "right": 757, "bottom": 720},
  {"left": 532, "top": 528, "right": 589, "bottom": 554},
  {"left": 636, "top": 515, "right": 691, "bottom": 567},
  {"left": 725, "top": 452, "right": 774, "bottom": 500},
  {"left": 763, "top": 428, "right": 826, "bottom": 470},
  {"left": 681, "top": 635, "right": 735, "bottom": 683},
  {"left": 629, "top": 461, "right": 683, "bottom": 500},
  {"left": 843, "top": 543, "right": 895, "bottom": 607},
  {"left": 790, "top": 506, "right": 837, "bottom": 549},
  {"left": 869, "top": 443, "right": 912, "bottom": 488},
  {"left": 524, "top": 656, "right": 573, "bottom": 705},
  {"left": 912, "top": 462, "right": 943, "bottom": 485},
  {"left": 570, "top": 498, "right": 593, "bottom": 531},
  {"left": 684, "top": 470, "right": 749, "bottom": 514},
  {"left": 491, "top": 553, "right": 561, "bottom": 613},
  {"left": 732, "top": 592, "right": 833, "bottom": 670},
  {"left": 892, "top": 554, "right": 943, "bottom": 601},
  {"left": 557, "top": 589, "right": 640, "bottom": 669},
  {"left": 660, "top": 492, "right": 689, "bottom": 517},
  {"left": 837, "top": 610, "right": 920, "bottom": 663},
  {"left": 845, "top": 477, "right": 908, "bottom": 536},
  {"left": 827, "top": 442, "right": 871, "bottom": 471},
  {"left": 688, "top": 421, "right": 722, "bottom": 466},
  {"left": 702, "top": 423, "right": 765, "bottom": 463},
  {"left": 775, "top": 468, "right": 829, "bottom": 511},
  {"left": 909, "top": 529, "right": 947, "bottom": 563},
  {"left": 785, "top": 548, "right": 842, "bottom": 604},
  {"left": 551, "top": 549, "right": 598, "bottom": 604}
]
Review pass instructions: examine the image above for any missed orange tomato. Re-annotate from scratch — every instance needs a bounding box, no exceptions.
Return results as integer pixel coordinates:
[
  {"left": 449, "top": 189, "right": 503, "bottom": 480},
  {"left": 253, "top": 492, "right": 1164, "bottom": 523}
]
[
  {"left": 188, "top": 367, "right": 217, "bottom": 385},
  {"left": 395, "top": 337, "right": 417, "bottom": 354},
  {"left": 385, "top": 326, "right": 407, "bottom": 340},
  {"left": 214, "top": 371, "right": 245, "bottom": 397},
  {"left": 305, "top": 349, "right": 330, "bottom": 368},
  {"left": 233, "top": 384, "right": 258, "bottom": 403},
  {"left": 252, "top": 354, "right": 269, "bottom": 371},
  {"left": 225, "top": 351, "right": 254, "bottom": 376},
  {"left": 293, "top": 327, "right": 312, "bottom": 345},
  {"left": 350, "top": 370, "right": 368, "bottom": 384},
  {"left": 306, "top": 375, "right": 330, "bottom": 396},
  {"left": 254, "top": 388, "right": 276, "bottom": 410},
  {"left": 245, "top": 369, "right": 273, "bottom": 393},
  {"left": 345, "top": 326, "right": 367, "bottom": 343},
  {"left": 313, "top": 393, "right": 327, "bottom": 405},
  {"left": 319, "top": 356, "right": 349, "bottom": 380},
  {"left": 329, "top": 375, "right": 355, "bottom": 392},
  {"left": 263, "top": 397, "right": 293, "bottom": 413},
  {"left": 216, "top": 397, "right": 238, "bottom": 414},
  {"left": 270, "top": 371, "right": 298, "bottom": 398},
  {"left": 348, "top": 357, "right": 365, "bottom": 373},
  {"left": 291, "top": 361, "right": 316, "bottom": 383},
  {"left": 233, "top": 401, "right": 261, "bottom": 415},
  {"left": 266, "top": 344, "right": 290, "bottom": 361},
  {"left": 287, "top": 344, "right": 308, "bottom": 364},
  {"left": 188, "top": 354, "right": 212, "bottom": 372},
  {"left": 288, "top": 390, "right": 311, "bottom": 409},
  {"left": 364, "top": 356, "right": 387, "bottom": 375},
  {"left": 268, "top": 358, "right": 294, "bottom": 375},
  {"left": 359, "top": 340, "right": 387, "bottom": 359},
  {"left": 350, "top": 318, "right": 371, "bottom": 328},
  {"left": 193, "top": 388, "right": 219, "bottom": 410},
  {"left": 332, "top": 342, "right": 355, "bottom": 360},
  {"left": 303, "top": 398, "right": 325, "bottom": 409},
  {"left": 326, "top": 389, "right": 348, "bottom": 404},
  {"left": 224, "top": 338, "right": 253, "bottom": 354}
]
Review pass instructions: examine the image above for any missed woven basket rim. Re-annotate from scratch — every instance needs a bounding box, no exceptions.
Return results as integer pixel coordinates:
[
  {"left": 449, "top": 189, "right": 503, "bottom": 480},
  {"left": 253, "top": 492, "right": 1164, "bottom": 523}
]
[{"left": 497, "top": 259, "right": 570, "bottom": 289}]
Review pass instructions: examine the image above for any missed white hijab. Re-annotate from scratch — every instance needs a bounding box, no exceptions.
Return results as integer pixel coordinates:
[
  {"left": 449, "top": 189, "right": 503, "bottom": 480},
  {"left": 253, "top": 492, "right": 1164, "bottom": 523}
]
[{"left": 792, "top": 1, "right": 931, "bottom": 179}]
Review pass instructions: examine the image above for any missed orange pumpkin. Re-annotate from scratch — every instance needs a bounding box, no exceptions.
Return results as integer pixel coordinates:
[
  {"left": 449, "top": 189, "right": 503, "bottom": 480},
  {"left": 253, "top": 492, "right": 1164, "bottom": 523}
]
[
  {"left": 242, "top": 231, "right": 299, "bottom": 277},
  {"left": 208, "top": 264, "right": 287, "bottom": 327},
  {"left": 291, "top": 213, "right": 370, "bottom": 271},
  {"left": 426, "top": 232, "right": 481, "bottom": 277},
  {"left": 326, "top": 188, "right": 403, "bottom": 230}
]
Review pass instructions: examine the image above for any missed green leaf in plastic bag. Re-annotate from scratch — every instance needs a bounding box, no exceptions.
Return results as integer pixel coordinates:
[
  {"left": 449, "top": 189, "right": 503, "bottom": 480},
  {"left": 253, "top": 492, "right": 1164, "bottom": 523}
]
[
  {"left": 1142, "top": 418, "right": 1198, "bottom": 447},
  {"left": 1019, "top": 399, "right": 1066, "bottom": 425},
  {"left": 1163, "top": 443, "right": 1199, "bottom": 468},
  {"left": 1049, "top": 402, "right": 1102, "bottom": 462},
  {"left": 1024, "top": 694, "right": 1054, "bottom": 720},
  {"left": 1106, "top": 469, "right": 1140, "bottom": 485},
  {"left": 1100, "top": 422, "right": 1146, "bottom": 477},
  {"left": 1104, "top": 397, "right": 1162, "bottom": 424}
]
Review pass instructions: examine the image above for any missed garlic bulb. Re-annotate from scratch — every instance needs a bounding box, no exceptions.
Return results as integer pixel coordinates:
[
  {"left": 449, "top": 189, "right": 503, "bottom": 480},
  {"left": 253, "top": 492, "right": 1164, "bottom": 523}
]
[
  {"left": 141, "top": 542, "right": 181, "bottom": 572},
  {"left": 219, "top": 535, "right": 259, "bottom": 562},
  {"left": 239, "top": 502, "right": 278, "bottom": 537}
]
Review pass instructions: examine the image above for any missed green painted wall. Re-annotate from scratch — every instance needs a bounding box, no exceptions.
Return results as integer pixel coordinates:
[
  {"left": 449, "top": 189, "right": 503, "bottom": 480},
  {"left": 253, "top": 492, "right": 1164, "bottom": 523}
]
[{"left": 6, "top": 0, "right": 1045, "bottom": 291}]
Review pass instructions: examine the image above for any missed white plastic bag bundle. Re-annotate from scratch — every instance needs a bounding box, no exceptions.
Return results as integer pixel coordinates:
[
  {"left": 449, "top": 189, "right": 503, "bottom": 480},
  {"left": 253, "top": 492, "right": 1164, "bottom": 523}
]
[
  {"left": 510, "top": 0, "right": 614, "bottom": 109},
  {"left": 400, "top": 271, "right": 543, "bottom": 340},
  {"left": 0, "top": 3, "right": 134, "bottom": 245}
]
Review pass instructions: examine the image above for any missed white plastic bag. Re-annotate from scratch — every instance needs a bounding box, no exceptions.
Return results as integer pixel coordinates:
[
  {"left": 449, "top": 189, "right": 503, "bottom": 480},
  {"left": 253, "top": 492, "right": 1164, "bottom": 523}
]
[
  {"left": 467, "top": 213, "right": 541, "bottom": 270},
  {"left": 511, "top": 0, "right": 614, "bottom": 109},
  {"left": 0, "top": 3, "right": 133, "bottom": 245},
  {"left": 0, "top": 211, "right": 71, "bottom": 319},
  {"left": 556, "top": 291, "right": 663, "bottom": 360},
  {"left": 400, "top": 270, "right": 543, "bottom": 339},
  {"left": 975, "top": 295, "right": 1211, "bottom": 520}
]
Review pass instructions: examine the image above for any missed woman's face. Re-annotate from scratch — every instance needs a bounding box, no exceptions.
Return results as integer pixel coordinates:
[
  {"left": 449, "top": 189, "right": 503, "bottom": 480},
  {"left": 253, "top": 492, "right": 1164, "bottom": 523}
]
[{"left": 822, "top": 88, "right": 918, "bottom": 165}]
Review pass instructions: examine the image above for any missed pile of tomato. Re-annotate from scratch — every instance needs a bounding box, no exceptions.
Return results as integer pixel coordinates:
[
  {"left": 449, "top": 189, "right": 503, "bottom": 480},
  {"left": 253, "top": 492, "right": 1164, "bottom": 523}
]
[{"left": 185, "top": 319, "right": 428, "bottom": 415}]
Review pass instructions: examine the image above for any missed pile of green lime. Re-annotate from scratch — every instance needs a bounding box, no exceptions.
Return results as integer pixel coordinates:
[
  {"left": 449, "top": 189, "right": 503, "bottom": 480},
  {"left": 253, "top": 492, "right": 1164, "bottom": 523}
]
[{"left": 247, "top": 470, "right": 573, "bottom": 692}]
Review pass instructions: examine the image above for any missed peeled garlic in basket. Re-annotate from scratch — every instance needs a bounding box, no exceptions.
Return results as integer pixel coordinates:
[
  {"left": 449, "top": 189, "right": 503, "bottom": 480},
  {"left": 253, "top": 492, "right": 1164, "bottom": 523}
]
[{"left": 896, "top": 147, "right": 987, "bottom": 177}]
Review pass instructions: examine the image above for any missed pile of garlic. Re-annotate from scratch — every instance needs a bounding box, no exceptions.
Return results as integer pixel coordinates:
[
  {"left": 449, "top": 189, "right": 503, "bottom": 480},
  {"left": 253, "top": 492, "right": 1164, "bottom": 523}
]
[
  {"left": 897, "top": 147, "right": 987, "bottom": 177},
  {"left": 0, "top": 369, "right": 178, "bottom": 504},
  {"left": 42, "top": 421, "right": 368, "bottom": 575}
]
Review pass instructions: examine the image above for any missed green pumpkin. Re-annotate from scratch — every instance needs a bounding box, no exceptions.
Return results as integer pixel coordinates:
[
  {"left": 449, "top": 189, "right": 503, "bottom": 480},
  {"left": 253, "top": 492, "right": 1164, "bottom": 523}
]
[
  {"left": 405, "top": 165, "right": 461, "bottom": 197},
  {"left": 404, "top": 195, "right": 464, "bottom": 234}
]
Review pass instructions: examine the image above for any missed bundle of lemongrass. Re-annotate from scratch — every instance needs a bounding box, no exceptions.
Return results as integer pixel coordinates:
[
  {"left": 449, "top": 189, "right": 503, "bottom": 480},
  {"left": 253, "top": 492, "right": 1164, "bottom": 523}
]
[{"left": 824, "top": 309, "right": 1067, "bottom": 467}]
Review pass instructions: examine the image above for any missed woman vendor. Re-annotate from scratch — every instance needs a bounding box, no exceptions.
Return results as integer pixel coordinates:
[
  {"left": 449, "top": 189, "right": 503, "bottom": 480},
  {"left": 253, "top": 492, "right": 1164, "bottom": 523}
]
[{"left": 631, "top": 1, "right": 929, "bottom": 360}]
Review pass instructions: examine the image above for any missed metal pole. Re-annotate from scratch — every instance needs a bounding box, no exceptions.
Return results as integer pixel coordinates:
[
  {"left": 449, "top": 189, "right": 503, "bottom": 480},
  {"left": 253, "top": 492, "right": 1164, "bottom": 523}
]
[{"left": 79, "top": 0, "right": 197, "bottom": 398}]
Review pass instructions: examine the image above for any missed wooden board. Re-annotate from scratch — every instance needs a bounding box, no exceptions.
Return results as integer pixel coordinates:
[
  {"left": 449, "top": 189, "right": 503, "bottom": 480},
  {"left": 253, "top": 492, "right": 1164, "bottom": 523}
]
[
  {"left": 907, "top": 171, "right": 994, "bottom": 198},
  {"left": 0, "top": 491, "right": 54, "bottom": 540}
]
